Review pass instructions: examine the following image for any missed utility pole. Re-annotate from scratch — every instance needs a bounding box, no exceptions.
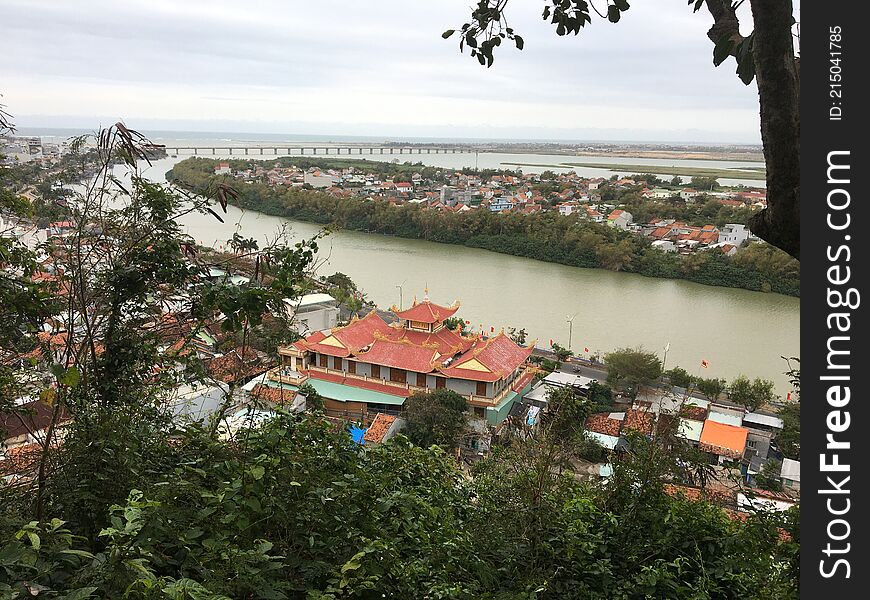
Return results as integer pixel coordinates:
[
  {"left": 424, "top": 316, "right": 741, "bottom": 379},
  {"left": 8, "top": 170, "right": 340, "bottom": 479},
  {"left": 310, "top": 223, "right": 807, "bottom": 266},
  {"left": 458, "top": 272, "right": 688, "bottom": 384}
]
[
  {"left": 395, "top": 279, "right": 406, "bottom": 310},
  {"left": 566, "top": 313, "right": 577, "bottom": 351}
]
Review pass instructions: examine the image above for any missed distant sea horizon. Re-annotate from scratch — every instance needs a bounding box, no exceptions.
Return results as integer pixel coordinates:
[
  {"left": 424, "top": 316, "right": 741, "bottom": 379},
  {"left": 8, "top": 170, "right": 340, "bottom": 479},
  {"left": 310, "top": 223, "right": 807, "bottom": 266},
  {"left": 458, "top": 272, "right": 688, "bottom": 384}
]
[{"left": 11, "top": 126, "right": 764, "bottom": 150}]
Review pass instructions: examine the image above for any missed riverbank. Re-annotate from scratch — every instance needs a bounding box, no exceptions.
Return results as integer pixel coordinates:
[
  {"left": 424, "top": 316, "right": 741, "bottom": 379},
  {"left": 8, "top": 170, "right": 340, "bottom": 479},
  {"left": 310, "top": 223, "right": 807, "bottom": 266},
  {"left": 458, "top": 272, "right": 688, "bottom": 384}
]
[{"left": 168, "top": 159, "right": 798, "bottom": 298}]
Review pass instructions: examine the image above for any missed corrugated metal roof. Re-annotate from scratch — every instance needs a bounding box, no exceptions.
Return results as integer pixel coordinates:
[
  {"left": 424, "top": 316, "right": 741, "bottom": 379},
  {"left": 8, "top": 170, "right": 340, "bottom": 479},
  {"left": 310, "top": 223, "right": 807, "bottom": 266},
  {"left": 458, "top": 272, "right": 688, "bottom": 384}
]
[
  {"left": 586, "top": 431, "right": 621, "bottom": 450},
  {"left": 307, "top": 378, "right": 407, "bottom": 405},
  {"left": 743, "top": 412, "right": 784, "bottom": 429},
  {"left": 708, "top": 411, "right": 743, "bottom": 427},
  {"left": 781, "top": 458, "right": 800, "bottom": 482},
  {"left": 543, "top": 371, "right": 595, "bottom": 388},
  {"left": 677, "top": 418, "right": 704, "bottom": 442}
]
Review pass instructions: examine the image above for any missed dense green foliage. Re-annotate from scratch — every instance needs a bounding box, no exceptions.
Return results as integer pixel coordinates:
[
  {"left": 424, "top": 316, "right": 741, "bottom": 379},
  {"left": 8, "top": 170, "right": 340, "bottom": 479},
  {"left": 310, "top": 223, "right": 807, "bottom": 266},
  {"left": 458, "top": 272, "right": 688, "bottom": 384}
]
[
  {"left": 727, "top": 376, "right": 776, "bottom": 411},
  {"left": 402, "top": 389, "right": 468, "bottom": 449},
  {"left": 170, "top": 158, "right": 800, "bottom": 297},
  {"left": 775, "top": 402, "right": 800, "bottom": 460},
  {"left": 604, "top": 348, "right": 663, "bottom": 398},
  {"left": 1, "top": 410, "right": 799, "bottom": 598},
  {"left": 664, "top": 367, "right": 694, "bottom": 389}
]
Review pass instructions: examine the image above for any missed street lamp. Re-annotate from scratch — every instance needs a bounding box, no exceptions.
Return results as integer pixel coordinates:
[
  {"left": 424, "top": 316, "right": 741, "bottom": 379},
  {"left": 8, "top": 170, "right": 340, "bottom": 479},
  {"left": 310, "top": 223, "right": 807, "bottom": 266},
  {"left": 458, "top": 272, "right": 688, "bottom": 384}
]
[
  {"left": 395, "top": 280, "right": 406, "bottom": 310},
  {"left": 566, "top": 313, "right": 577, "bottom": 351}
]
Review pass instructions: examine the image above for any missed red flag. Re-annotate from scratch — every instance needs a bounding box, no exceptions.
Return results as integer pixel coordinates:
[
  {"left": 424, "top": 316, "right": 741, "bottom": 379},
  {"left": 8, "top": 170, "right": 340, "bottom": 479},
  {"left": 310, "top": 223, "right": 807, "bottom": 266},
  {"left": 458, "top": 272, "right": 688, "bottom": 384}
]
[
  {"left": 465, "top": 320, "right": 470, "bottom": 325},
  {"left": 787, "top": 392, "right": 791, "bottom": 401},
  {"left": 549, "top": 339, "right": 553, "bottom": 347},
  {"left": 584, "top": 347, "right": 589, "bottom": 353},
  {"left": 490, "top": 326, "right": 495, "bottom": 333},
  {"left": 701, "top": 359, "right": 709, "bottom": 368}
]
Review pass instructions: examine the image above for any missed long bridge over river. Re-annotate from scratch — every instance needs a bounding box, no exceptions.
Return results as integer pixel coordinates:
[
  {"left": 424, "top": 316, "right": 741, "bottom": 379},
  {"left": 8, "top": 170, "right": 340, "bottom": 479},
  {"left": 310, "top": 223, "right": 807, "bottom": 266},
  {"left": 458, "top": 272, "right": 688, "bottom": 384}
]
[{"left": 156, "top": 144, "right": 465, "bottom": 157}]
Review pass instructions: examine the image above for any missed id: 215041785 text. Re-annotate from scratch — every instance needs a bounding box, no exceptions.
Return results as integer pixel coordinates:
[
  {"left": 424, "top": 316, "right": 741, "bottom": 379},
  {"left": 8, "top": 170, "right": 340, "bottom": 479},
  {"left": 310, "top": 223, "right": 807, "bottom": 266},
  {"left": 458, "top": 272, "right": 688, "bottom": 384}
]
[{"left": 829, "top": 26, "right": 844, "bottom": 121}]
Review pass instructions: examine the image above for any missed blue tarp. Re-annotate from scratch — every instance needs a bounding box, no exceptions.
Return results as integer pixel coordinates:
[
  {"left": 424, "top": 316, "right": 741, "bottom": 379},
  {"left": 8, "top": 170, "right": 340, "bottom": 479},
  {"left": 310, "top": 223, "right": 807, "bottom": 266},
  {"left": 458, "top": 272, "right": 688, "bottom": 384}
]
[{"left": 349, "top": 425, "right": 367, "bottom": 444}]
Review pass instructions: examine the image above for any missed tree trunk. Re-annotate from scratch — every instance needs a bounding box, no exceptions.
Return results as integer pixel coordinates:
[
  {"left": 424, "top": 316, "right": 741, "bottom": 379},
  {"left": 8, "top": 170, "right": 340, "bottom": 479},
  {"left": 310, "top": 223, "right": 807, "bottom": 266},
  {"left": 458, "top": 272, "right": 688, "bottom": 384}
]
[{"left": 747, "top": 0, "right": 801, "bottom": 259}]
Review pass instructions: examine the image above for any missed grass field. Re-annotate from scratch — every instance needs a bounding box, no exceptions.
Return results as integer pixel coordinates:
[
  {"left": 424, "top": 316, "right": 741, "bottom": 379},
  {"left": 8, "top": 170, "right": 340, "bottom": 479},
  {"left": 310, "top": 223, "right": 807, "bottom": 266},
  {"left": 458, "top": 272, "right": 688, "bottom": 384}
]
[{"left": 501, "top": 161, "right": 767, "bottom": 181}]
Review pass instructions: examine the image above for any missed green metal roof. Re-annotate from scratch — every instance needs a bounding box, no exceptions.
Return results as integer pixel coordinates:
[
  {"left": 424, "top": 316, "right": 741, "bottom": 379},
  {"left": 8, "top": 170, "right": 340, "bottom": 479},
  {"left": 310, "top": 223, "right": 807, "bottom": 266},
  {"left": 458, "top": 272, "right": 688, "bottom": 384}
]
[
  {"left": 307, "top": 379, "right": 407, "bottom": 406},
  {"left": 485, "top": 379, "right": 536, "bottom": 425}
]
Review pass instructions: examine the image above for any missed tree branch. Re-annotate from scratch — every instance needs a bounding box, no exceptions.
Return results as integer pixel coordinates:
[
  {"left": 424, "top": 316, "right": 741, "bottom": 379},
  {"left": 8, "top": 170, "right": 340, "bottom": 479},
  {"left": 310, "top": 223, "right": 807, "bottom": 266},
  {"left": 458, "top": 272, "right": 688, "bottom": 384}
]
[
  {"left": 705, "top": 0, "right": 744, "bottom": 52},
  {"left": 746, "top": 0, "right": 800, "bottom": 259}
]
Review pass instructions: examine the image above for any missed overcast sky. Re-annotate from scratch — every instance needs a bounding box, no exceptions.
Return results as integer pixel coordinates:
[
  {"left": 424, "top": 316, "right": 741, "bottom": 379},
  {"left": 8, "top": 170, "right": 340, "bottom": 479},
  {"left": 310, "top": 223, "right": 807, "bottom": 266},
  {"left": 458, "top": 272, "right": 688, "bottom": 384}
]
[{"left": 2, "top": 0, "right": 764, "bottom": 143}]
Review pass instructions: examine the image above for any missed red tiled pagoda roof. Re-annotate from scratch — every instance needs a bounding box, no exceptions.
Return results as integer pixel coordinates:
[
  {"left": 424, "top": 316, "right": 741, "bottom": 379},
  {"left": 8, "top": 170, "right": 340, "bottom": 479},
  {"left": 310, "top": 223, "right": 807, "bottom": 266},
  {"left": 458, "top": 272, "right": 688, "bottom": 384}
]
[
  {"left": 386, "top": 324, "right": 474, "bottom": 356},
  {"left": 296, "top": 311, "right": 392, "bottom": 357},
  {"left": 439, "top": 332, "right": 534, "bottom": 382},
  {"left": 355, "top": 339, "right": 439, "bottom": 373},
  {"left": 393, "top": 298, "right": 460, "bottom": 324},
  {"left": 307, "top": 369, "right": 412, "bottom": 397}
]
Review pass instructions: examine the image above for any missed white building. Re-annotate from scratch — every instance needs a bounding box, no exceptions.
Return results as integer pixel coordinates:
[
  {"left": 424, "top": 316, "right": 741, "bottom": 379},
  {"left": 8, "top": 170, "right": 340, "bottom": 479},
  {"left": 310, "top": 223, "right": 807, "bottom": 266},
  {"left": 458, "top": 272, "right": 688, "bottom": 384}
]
[
  {"left": 718, "top": 223, "right": 750, "bottom": 246},
  {"left": 557, "top": 201, "right": 581, "bottom": 216},
  {"left": 283, "top": 293, "right": 340, "bottom": 335},
  {"left": 607, "top": 209, "right": 633, "bottom": 230},
  {"left": 780, "top": 458, "right": 800, "bottom": 491},
  {"left": 651, "top": 240, "right": 676, "bottom": 253}
]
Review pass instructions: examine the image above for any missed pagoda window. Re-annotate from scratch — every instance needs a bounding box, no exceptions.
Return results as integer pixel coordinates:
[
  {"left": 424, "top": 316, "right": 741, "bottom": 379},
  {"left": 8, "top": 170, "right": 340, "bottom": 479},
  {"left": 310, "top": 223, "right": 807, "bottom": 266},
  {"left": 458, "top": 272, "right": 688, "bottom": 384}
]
[
  {"left": 390, "top": 369, "right": 406, "bottom": 384},
  {"left": 332, "top": 356, "right": 342, "bottom": 371},
  {"left": 318, "top": 354, "right": 327, "bottom": 368},
  {"left": 476, "top": 381, "right": 487, "bottom": 396},
  {"left": 416, "top": 372, "right": 427, "bottom": 387},
  {"left": 347, "top": 360, "right": 356, "bottom": 374},
  {"left": 435, "top": 377, "right": 445, "bottom": 389},
  {"left": 372, "top": 364, "right": 381, "bottom": 379}
]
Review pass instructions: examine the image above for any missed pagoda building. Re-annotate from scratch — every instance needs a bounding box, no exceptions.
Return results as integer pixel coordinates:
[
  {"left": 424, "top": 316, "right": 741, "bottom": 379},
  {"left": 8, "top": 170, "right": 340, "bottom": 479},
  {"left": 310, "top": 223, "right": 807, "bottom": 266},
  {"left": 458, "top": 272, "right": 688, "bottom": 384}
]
[{"left": 269, "top": 292, "right": 537, "bottom": 424}]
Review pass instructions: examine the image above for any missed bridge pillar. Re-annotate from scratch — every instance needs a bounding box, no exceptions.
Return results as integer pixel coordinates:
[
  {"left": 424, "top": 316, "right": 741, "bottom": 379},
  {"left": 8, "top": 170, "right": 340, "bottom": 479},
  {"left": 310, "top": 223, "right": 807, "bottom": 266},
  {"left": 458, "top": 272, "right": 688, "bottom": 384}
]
[
  {"left": 245, "top": 148, "right": 248, "bottom": 155},
  {"left": 259, "top": 148, "right": 263, "bottom": 154},
  {"left": 194, "top": 148, "right": 198, "bottom": 155}
]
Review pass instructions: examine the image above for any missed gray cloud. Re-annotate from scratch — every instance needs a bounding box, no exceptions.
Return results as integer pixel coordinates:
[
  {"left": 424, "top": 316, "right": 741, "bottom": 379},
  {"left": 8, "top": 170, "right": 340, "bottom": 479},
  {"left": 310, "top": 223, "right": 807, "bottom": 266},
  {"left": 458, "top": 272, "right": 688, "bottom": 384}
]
[{"left": 1, "top": 0, "right": 762, "bottom": 142}]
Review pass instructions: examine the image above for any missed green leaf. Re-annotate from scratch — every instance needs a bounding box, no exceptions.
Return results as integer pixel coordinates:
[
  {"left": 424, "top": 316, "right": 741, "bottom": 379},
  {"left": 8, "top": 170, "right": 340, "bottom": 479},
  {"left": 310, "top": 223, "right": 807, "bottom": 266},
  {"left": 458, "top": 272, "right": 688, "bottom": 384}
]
[
  {"left": 57, "top": 587, "right": 99, "bottom": 600},
  {"left": 441, "top": 29, "right": 455, "bottom": 39},
  {"left": 735, "top": 34, "right": 756, "bottom": 84},
  {"left": 60, "top": 549, "right": 96, "bottom": 559},
  {"left": 250, "top": 465, "right": 265, "bottom": 480},
  {"left": 614, "top": 0, "right": 630, "bottom": 11},
  {"left": 607, "top": 5, "right": 621, "bottom": 23},
  {"left": 26, "top": 532, "right": 40, "bottom": 550},
  {"left": 515, "top": 35, "right": 524, "bottom": 50},
  {"left": 713, "top": 36, "right": 734, "bottom": 67},
  {"left": 39, "top": 387, "right": 56, "bottom": 406},
  {"left": 61, "top": 366, "right": 81, "bottom": 387}
]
